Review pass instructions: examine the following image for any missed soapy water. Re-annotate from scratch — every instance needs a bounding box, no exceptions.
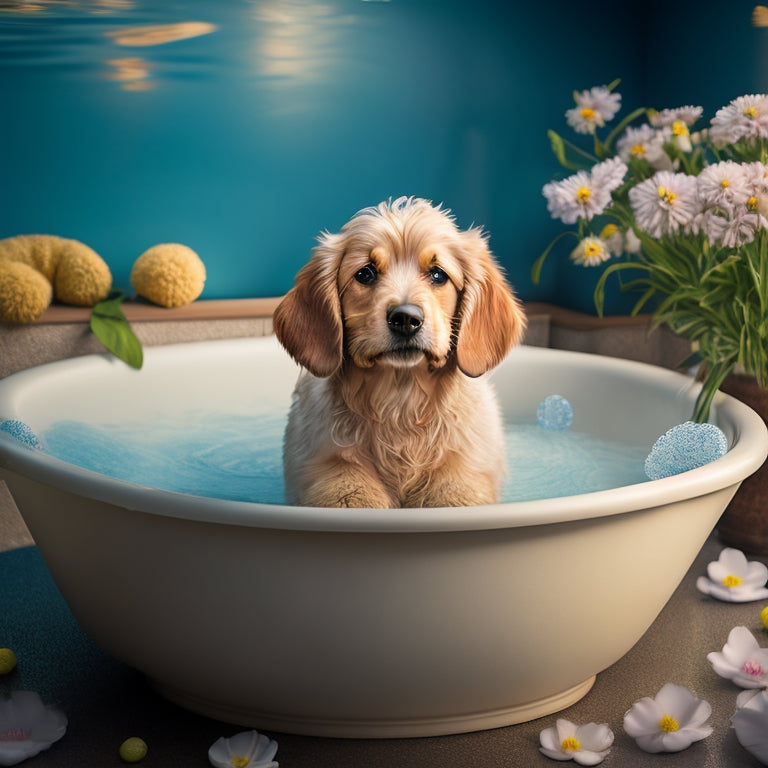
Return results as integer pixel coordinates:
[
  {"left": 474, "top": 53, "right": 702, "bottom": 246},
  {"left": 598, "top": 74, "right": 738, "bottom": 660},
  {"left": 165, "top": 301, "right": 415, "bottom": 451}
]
[{"left": 38, "top": 411, "right": 649, "bottom": 504}]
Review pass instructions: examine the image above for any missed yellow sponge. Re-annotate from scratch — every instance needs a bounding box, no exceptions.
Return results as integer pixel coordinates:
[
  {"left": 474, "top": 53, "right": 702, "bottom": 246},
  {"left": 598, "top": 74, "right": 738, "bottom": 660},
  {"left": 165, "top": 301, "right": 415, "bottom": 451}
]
[
  {"left": 130, "top": 243, "right": 206, "bottom": 308},
  {"left": 0, "top": 234, "right": 112, "bottom": 323}
]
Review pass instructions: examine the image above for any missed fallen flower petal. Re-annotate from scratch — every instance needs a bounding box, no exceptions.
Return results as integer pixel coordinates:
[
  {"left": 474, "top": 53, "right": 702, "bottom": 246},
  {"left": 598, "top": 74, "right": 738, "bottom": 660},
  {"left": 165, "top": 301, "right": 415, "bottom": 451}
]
[
  {"left": 697, "top": 548, "right": 768, "bottom": 602},
  {"left": 707, "top": 626, "right": 768, "bottom": 688},
  {"left": 539, "top": 718, "right": 613, "bottom": 765},
  {"left": 623, "top": 683, "right": 712, "bottom": 753}
]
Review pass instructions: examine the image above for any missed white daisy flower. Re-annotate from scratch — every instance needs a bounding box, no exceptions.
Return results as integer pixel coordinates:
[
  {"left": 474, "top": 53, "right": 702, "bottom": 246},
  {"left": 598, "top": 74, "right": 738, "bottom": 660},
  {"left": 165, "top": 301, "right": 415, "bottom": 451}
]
[
  {"left": 742, "top": 161, "right": 768, "bottom": 218},
  {"left": 541, "top": 158, "right": 627, "bottom": 225},
  {"left": 566, "top": 86, "right": 622, "bottom": 134},
  {"left": 590, "top": 156, "right": 628, "bottom": 189},
  {"left": 709, "top": 94, "right": 768, "bottom": 147},
  {"left": 697, "top": 161, "right": 751, "bottom": 209},
  {"left": 616, "top": 124, "right": 671, "bottom": 169},
  {"left": 570, "top": 236, "right": 611, "bottom": 267},
  {"left": 706, "top": 209, "right": 764, "bottom": 248},
  {"left": 707, "top": 625, "right": 768, "bottom": 689},
  {"left": 743, "top": 160, "right": 768, "bottom": 194},
  {"left": 539, "top": 718, "right": 614, "bottom": 765},
  {"left": 649, "top": 106, "right": 703, "bottom": 128},
  {"left": 628, "top": 171, "right": 700, "bottom": 237},
  {"left": 623, "top": 683, "right": 713, "bottom": 753}
]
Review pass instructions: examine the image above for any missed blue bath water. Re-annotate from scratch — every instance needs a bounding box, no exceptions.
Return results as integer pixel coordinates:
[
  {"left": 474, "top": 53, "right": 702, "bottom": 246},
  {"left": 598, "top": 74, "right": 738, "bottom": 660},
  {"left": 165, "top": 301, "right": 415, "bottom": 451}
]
[{"left": 40, "top": 413, "right": 648, "bottom": 504}]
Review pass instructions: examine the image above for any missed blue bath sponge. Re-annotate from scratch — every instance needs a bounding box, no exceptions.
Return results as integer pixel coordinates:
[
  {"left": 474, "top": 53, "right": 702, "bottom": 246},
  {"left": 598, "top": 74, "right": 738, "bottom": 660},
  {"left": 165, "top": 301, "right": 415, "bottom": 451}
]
[
  {"left": 644, "top": 421, "right": 728, "bottom": 480},
  {"left": 537, "top": 395, "right": 574, "bottom": 431},
  {"left": 0, "top": 419, "right": 41, "bottom": 449}
]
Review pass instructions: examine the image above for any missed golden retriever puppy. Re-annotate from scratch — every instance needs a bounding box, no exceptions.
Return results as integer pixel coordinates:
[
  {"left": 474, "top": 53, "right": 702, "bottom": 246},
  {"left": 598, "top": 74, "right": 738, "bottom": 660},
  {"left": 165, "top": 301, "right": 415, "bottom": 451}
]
[{"left": 273, "top": 197, "right": 526, "bottom": 508}]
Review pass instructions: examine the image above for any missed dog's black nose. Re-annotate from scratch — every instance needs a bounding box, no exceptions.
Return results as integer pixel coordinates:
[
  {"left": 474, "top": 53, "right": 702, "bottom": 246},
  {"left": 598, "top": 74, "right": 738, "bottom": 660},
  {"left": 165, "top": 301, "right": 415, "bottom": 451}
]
[{"left": 387, "top": 304, "right": 424, "bottom": 337}]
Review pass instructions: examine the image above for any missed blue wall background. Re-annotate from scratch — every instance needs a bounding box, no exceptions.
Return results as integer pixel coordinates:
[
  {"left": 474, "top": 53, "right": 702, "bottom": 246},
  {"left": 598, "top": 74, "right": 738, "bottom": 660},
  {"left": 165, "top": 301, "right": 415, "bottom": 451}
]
[{"left": 1, "top": 0, "right": 766, "bottom": 314}]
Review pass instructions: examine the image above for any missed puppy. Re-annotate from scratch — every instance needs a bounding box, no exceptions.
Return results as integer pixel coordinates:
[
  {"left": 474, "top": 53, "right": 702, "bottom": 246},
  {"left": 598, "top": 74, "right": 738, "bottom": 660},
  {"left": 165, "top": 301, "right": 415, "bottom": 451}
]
[{"left": 273, "top": 197, "right": 526, "bottom": 508}]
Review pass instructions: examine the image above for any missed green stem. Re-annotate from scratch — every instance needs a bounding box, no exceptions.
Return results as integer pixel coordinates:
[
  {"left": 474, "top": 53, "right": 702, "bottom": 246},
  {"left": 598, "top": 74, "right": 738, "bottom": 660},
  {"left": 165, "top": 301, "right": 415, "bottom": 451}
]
[{"left": 692, "top": 359, "right": 736, "bottom": 423}]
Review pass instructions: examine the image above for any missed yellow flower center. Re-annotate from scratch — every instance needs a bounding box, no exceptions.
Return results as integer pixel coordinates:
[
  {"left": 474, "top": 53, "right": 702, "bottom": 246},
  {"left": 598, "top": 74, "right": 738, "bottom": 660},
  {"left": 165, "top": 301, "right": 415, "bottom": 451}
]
[
  {"left": 723, "top": 574, "right": 743, "bottom": 587},
  {"left": 749, "top": 195, "right": 759, "bottom": 211},
  {"left": 721, "top": 179, "right": 731, "bottom": 188},
  {"left": 576, "top": 186, "right": 592, "bottom": 202},
  {"left": 657, "top": 186, "right": 678, "bottom": 204},
  {"left": 672, "top": 120, "right": 689, "bottom": 136},
  {"left": 584, "top": 243, "right": 602, "bottom": 257},
  {"left": 230, "top": 757, "right": 250, "bottom": 768},
  {"left": 630, "top": 143, "right": 647, "bottom": 156},
  {"left": 659, "top": 715, "right": 680, "bottom": 733},
  {"left": 561, "top": 736, "right": 582, "bottom": 752},
  {"left": 600, "top": 223, "right": 619, "bottom": 238},
  {"left": 581, "top": 107, "right": 596, "bottom": 120},
  {"left": 744, "top": 106, "right": 758, "bottom": 119}
]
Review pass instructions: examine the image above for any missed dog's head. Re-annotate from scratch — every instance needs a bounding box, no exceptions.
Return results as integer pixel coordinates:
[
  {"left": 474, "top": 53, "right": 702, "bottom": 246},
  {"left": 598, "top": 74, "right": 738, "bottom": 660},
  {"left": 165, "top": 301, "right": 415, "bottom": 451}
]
[{"left": 274, "top": 197, "right": 526, "bottom": 378}]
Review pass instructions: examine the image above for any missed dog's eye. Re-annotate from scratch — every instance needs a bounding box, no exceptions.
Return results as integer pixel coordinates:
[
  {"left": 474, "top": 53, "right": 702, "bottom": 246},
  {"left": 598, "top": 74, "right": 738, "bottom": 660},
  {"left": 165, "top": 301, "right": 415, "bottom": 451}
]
[
  {"left": 428, "top": 266, "right": 449, "bottom": 286},
  {"left": 354, "top": 264, "right": 378, "bottom": 285}
]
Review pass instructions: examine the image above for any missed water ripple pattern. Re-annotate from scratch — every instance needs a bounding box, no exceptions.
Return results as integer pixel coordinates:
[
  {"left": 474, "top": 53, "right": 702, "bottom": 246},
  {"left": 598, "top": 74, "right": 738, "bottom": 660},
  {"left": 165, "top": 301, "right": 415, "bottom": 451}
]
[{"left": 42, "top": 414, "right": 649, "bottom": 504}]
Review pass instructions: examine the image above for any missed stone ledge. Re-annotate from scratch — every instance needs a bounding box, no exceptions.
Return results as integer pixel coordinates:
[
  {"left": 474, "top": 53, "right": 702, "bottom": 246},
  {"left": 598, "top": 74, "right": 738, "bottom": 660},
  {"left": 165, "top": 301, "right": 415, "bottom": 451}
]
[{"left": 0, "top": 300, "right": 690, "bottom": 379}]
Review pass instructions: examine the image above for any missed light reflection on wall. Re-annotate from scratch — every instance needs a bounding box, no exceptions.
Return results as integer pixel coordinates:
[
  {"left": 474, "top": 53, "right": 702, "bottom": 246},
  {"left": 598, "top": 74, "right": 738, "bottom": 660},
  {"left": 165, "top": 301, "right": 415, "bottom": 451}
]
[
  {"left": 250, "top": 1, "right": 354, "bottom": 92},
  {"left": 0, "top": 0, "right": 135, "bottom": 13},
  {"left": 103, "top": 21, "right": 217, "bottom": 91},
  {"left": 105, "top": 21, "right": 217, "bottom": 47},
  {"left": 105, "top": 56, "right": 153, "bottom": 91}
]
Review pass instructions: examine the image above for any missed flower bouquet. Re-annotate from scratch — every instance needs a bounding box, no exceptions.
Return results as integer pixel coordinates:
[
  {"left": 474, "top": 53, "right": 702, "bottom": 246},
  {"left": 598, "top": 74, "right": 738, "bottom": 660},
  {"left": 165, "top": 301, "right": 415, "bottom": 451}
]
[{"left": 534, "top": 81, "right": 768, "bottom": 422}]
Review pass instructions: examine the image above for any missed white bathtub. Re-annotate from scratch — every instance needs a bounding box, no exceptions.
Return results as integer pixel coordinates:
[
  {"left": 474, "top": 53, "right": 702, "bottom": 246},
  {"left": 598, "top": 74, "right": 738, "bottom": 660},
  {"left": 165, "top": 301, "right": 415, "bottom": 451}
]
[{"left": 0, "top": 337, "right": 765, "bottom": 737}]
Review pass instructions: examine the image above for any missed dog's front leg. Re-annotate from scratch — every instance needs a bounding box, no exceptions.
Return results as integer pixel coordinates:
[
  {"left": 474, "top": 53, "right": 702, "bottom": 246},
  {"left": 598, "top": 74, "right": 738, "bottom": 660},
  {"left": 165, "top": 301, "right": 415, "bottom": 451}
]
[
  {"left": 405, "top": 459, "right": 499, "bottom": 508},
  {"left": 301, "top": 456, "right": 394, "bottom": 508}
]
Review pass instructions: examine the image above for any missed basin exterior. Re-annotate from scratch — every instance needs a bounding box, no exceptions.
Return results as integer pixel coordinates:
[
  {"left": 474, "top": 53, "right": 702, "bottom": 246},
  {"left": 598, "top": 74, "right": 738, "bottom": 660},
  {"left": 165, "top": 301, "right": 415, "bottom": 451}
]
[{"left": 0, "top": 338, "right": 765, "bottom": 737}]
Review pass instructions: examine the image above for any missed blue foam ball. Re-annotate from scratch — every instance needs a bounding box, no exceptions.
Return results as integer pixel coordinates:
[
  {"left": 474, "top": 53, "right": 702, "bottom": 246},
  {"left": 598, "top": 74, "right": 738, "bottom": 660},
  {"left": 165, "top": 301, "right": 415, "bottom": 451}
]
[
  {"left": 537, "top": 395, "right": 574, "bottom": 431},
  {"left": 0, "top": 419, "right": 41, "bottom": 449},
  {"left": 644, "top": 421, "right": 728, "bottom": 480}
]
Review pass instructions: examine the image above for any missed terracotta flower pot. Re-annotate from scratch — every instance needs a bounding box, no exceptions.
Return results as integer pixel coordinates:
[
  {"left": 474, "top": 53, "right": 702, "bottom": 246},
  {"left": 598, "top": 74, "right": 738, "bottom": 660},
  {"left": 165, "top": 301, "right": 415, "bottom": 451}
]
[{"left": 717, "top": 374, "right": 768, "bottom": 555}]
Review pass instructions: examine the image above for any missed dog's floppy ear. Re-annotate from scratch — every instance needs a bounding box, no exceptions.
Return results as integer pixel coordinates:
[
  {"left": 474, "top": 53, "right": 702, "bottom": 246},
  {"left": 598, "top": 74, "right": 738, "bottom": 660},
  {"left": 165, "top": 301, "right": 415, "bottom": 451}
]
[
  {"left": 455, "top": 229, "right": 526, "bottom": 377},
  {"left": 273, "top": 234, "right": 344, "bottom": 378}
]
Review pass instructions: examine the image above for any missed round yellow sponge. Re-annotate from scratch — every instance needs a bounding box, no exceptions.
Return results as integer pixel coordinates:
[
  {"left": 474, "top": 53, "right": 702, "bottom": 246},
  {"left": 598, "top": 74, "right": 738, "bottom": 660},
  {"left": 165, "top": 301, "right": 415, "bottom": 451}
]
[{"left": 130, "top": 243, "right": 206, "bottom": 308}]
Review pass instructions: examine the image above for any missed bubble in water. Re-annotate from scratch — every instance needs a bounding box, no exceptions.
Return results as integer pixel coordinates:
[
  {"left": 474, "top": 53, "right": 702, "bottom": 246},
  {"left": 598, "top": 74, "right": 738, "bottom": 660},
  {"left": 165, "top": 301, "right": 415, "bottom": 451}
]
[
  {"left": 644, "top": 421, "right": 728, "bottom": 480},
  {"left": 0, "top": 419, "right": 40, "bottom": 449},
  {"left": 536, "top": 395, "right": 573, "bottom": 431}
]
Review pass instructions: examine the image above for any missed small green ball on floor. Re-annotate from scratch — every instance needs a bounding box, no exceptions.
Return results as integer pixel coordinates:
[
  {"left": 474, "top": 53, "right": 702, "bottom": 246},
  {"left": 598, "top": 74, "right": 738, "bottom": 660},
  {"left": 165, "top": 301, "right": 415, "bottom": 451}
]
[
  {"left": 119, "top": 737, "right": 148, "bottom": 763},
  {"left": 0, "top": 648, "right": 17, "bottom": 674}
]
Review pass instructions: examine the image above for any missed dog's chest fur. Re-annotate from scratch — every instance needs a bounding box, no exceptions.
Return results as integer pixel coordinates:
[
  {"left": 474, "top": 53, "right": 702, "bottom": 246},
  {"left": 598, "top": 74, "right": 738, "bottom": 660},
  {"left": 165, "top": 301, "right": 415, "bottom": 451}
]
[{"left": 284, "top": 362, "right": 503, "bottom": 506}]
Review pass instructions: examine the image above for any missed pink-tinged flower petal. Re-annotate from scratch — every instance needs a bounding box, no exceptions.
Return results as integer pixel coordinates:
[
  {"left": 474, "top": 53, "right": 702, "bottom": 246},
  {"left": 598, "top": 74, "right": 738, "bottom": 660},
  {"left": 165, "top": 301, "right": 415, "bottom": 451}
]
[{"left": 725, "top": 626, "right": 761, "bottom": 662}]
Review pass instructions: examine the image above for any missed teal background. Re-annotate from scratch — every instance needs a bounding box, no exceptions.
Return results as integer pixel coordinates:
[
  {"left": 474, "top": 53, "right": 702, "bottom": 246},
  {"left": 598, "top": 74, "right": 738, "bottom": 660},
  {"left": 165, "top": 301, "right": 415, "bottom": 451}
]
[{"left": 1, "top": 0, "right": 767, "bottom": 314}]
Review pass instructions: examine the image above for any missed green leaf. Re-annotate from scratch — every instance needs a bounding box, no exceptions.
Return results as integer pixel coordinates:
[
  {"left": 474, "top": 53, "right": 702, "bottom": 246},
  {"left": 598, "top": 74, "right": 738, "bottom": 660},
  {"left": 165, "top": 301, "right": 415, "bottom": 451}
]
[
  {"left": 90, "top": 291, "right": 143, "bottom": 369},
  {"left": 531, "top": 231, "right": 578, "bottom": 284},
  {"left": 547, "top": 130, "right": 595, "bottom": 170}
]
